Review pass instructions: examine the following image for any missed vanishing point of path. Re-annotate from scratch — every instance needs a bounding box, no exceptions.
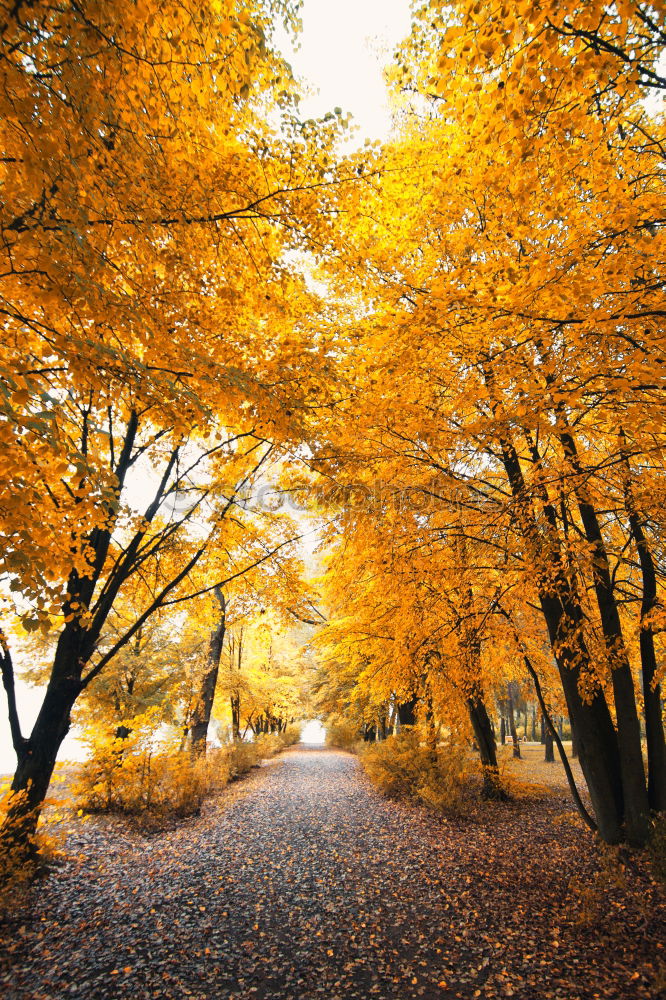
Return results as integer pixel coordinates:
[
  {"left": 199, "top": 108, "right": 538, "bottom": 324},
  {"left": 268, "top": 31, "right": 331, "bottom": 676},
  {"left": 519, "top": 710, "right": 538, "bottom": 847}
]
[{"left": 2, "top": 748, "right": 663, "bottom": 1000}]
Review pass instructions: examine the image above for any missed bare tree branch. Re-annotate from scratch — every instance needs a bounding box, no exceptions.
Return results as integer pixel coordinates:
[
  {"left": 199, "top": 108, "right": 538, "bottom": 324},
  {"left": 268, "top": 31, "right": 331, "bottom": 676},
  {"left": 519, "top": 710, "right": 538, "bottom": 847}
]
[{"left": 0, "top": 630, "right": 27, "bottom": 759}]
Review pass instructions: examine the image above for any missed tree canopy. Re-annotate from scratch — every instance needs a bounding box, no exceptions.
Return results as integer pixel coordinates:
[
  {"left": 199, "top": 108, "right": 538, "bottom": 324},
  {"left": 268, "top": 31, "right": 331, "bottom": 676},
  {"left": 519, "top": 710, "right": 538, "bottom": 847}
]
[{"left": 1, "top": 0, "right": 664, "bottom": 854}]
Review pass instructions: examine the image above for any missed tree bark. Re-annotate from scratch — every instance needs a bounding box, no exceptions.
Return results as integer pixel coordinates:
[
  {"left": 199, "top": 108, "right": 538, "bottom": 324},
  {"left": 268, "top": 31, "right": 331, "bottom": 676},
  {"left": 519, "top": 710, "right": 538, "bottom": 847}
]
[
  {"left": 620, "top": 434, "right": 666, "bottom": 812},
  {"left": 558, "top": 424, "right": 649, "bottom": 844},
  {"left": 191, "top": 588, "right": 226, "bottom": 755},
  {"left": 544, "top": 718, "right": 555, "bottom": 762},
  {"left": 2, "top": 628, "right": 84, "bottom": 852},
  {"left": 228, "top": 626, "right": 243, "bottom": 741},
  {"left": 467, "top": 693, "right": 505, "bottom": 799},
  {"left": 230, "top": 693, "right": 241, "bottom": 741},
  {"left": 507, "top": 683, "right": 521, "bottom": 759},
  {"left": 517, "top": 633, "right": 598, "bottom": 834},
  {"left": 397, "top": 697, "right": 417, "bottom": 727},
  {"left": 487, "top": 398, "right": 624, "bottom": 842},
  {"left": 538, "top": 589, "right": 624, "bottom": 842}
]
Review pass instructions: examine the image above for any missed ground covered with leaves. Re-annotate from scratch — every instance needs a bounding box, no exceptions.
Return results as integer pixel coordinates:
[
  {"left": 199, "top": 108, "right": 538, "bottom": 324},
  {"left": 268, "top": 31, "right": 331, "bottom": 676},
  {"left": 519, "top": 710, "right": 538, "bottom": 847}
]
[{"left": 1, "top": 748, "right": 664, "bottom": 1000}]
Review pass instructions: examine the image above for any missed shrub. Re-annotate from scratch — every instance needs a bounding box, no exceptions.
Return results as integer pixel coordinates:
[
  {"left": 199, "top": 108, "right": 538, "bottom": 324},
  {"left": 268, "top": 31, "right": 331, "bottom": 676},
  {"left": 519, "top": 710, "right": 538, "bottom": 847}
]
[
  {"left": 326, "top": 720, "right": 362, "bottom": 752},
  {"left": 253, "top": 733, "right": 284, "bottom": 759},
  {"left": 282, "top": 724, "right": 302, "bottom": 747},
  {"left": 74, "top": 711, "right": 231, "bottom": 819},
  {"left": 362, "top": 730, "right": 428, "bottom": 798},
  {"left": 361, "top": 730, "right": 473, "bottom": 815},
  {"left": 225, "top": 739, "right": 259, "bottom": 778},
  {"left": 74, "top": 713, "right": 299, "bottom": 823},
  {"left": 239, "top": 725, "right": 300, "bottom": 764},
  {"left": 153, "top": 747, "right": 230, "bottom": 816}
]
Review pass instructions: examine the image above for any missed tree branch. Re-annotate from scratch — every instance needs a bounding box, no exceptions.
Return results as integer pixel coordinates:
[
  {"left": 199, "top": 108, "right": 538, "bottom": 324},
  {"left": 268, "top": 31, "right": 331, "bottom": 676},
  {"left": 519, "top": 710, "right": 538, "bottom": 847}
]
[
  {"left": 0, "top": 630, "right": 27, "bottom": 759},
  {"left": 499, "top": 608, "right": 598, "bottom": 834},
  {"left": 80, "top": 542, "right": 208, "bottom": 689}
]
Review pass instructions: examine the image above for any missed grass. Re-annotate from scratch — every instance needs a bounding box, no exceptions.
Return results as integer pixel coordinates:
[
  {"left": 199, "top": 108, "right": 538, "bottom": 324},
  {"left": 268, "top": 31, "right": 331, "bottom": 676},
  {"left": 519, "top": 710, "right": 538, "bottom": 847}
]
[{"left": 498, "top": 739, "right": 587, "bottom": 796}]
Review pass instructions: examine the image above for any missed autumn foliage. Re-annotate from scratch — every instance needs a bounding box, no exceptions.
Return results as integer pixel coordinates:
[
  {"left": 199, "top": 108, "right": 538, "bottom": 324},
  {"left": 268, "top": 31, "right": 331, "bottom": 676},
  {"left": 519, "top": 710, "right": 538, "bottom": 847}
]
[
  {"left": 0, "top": 0, "right": 664, "bottom": 869},
  {"left": 309, "top": 0, "right": 666, "bottom": 847}
]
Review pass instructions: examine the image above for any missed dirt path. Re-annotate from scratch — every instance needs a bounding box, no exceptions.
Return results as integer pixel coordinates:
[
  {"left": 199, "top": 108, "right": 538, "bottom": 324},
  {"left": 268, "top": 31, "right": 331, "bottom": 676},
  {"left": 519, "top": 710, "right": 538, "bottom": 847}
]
[{"left": 1, "top": 748, "right": 664, "bottom": 1000}]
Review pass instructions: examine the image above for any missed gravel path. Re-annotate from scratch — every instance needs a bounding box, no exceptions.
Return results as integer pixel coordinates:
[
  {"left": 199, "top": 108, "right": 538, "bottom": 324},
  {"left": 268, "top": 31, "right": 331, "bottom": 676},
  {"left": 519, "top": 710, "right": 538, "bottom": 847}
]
[{"left": 1, "top": 747, "right": 664, "bottom": 1000}]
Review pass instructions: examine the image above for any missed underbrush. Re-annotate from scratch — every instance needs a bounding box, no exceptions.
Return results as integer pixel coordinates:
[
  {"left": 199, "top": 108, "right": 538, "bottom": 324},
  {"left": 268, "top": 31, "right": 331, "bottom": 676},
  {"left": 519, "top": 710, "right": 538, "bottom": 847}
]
[
  {"left": 74, "top": 714, "right": 300, "bottom": 822},
  {"left": 326, "top": 720, "right": 362, "bottom": 752},
  {"left": 0, "top": 785, "right": 66, "bottom": 913},
  {"left": 75, "top": 735, "right": 233, "bottom": 820},
  {"left": 254, "top": 725, "right": 301, "bottom": 760},
  {"left": 361, "top": 730, "right": 475, "bottom": 815},
  {"left": 282, "top": 724, "right": 302, "bottom": 747}
]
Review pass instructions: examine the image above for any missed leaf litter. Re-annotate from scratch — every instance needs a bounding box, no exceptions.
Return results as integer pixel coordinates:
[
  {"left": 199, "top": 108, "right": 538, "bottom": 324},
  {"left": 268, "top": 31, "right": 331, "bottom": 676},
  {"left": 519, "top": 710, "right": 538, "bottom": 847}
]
[{"left": 1, "top": 748, "right": 664, "bottom": 1000}]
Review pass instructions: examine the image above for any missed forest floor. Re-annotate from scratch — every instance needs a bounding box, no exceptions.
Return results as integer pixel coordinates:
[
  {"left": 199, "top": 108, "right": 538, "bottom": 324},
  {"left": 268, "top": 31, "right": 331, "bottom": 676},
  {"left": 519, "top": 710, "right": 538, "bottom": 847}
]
[
  {"left": 1, "top": 746, "right": 664, "bottom": 1000},
  {"left": 498, "top": 739, "right": 586, "bottom": 793}
]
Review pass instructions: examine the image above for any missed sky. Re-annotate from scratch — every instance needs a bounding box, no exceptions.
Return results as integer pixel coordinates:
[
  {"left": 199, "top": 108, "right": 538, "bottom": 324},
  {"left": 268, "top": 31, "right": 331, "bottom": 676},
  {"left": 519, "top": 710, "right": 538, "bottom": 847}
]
[
  {"left": 0, "top": 0, "right": 413, "bottom": 775},
  {"left": 275, "top": 0, "right": 413, "bottom": 144}
]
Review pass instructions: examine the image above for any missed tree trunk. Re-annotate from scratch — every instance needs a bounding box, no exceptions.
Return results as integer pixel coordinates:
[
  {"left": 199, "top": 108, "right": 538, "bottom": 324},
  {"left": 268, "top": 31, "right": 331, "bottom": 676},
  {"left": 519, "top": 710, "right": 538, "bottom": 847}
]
[
  {"left": 494, "top": 418, "right": 625, "bottom": 843},
  {"left": 515, "top": 631, "right": 599, "bottom": 834},
  {"left": 531, "top": 705, "right": 537, "bottom": 742},
  {"left": 539, "top": 590, "right": 624, "bottom": 842},
  {"left": 558, "top": 425, "right": 649, "bottom": 844},
  {"left": 423, "top": 690, "right": 438, "bottom": 753},
  {"left": 500, "top": 716, "right": 506, "bottom": 745},
  {"left": 230, "top": 693, "right": 241, "bottom": 741},
  {"left": 620, "top": 436, "right": 666, "bottom": 812},
  {"left": 397, "top": 697, "right": 417, "bottom": 727},
  {"left": 544, "top": 717, "right": 555, "bottom": 762},
  {"left": 2, "top": 640, "right": 82, "bottom": 854},
  {"left": 467, "top": 694, "right": 506, "bottom": 800},
  {"left": 640, "top": 625, "right": 666, "bottom": 813},
  {"left": 191, "top": 588, "right": 226, "bottom": 755},
  {"left": 507, "top": 683, "right": 521, "bottom": 759},
  {"left": 3, "top": 709, "right": 69, "bottom": 852}
]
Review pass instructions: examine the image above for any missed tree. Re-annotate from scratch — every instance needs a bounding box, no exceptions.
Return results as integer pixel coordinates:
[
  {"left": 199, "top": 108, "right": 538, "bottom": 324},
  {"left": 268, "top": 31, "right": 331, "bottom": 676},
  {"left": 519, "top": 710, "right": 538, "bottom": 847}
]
[
  {"left": 0, "top": 0, "right": 343, "bottom": 856},
  {"left": 312, "top": 504, "right": 509, "bottom": 797},
  {"left": 190, "top": 587, "right": 227, "bottom": 755},
  {"left": 187, "top": 513, "right": 314, "bottom": 750},
  {"left": 305, "top": 1, "right": 665, "bottom": 844}
]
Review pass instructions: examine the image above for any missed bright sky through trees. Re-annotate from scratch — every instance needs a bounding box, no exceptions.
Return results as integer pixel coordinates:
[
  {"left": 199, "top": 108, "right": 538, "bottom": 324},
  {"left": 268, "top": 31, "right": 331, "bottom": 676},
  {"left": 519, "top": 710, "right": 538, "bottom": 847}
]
[{"left": 276, "top": 0, "right": 412, "bottom": 143}]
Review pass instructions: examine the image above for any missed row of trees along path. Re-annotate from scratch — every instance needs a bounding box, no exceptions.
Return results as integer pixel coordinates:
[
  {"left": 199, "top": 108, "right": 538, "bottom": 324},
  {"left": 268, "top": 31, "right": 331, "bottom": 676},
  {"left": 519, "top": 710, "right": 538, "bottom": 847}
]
[
  {"left": 2, "top": 747, "right": 664, "bottom": 1000},
  {"left": 0, "top": 0, "right": 665, "bottom": 868}
]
